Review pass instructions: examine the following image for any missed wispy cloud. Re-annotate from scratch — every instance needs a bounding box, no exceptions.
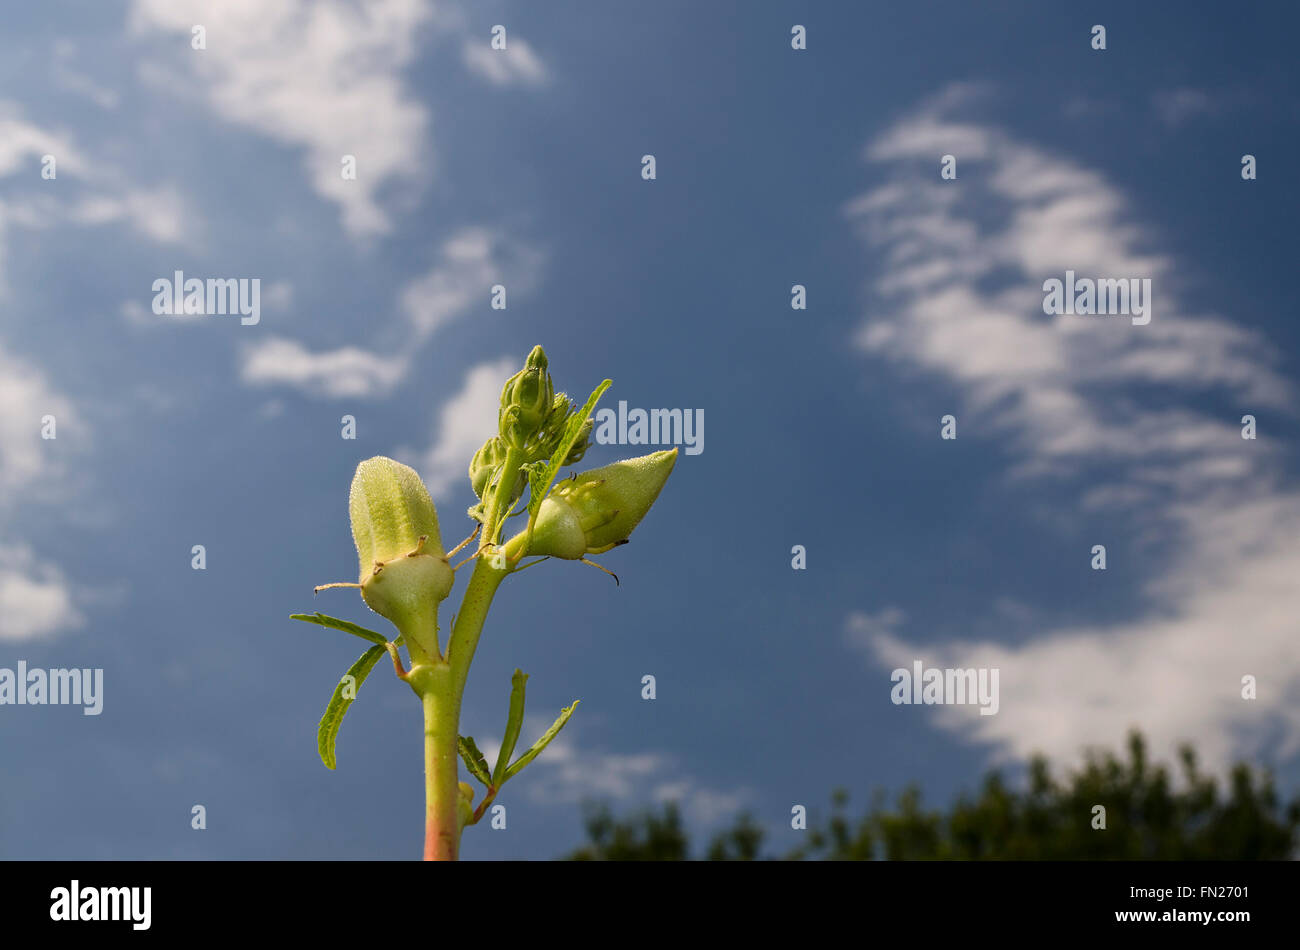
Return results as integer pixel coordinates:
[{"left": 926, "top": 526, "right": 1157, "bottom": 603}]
[
  {"left": 844, "top": 607, "right": 906, "bottom": 651},
  {"left": 130, "top": 0, "right": 433, "bottom": 237},
  {"left": 477, "top": 717, "right": 747, "bottom": 829},
  {"left": 400, "top": 227, "right": 540, "bottom": 341},
  {"left": 64, "top": 185, "right": 190, "bottom": 244},
  {"left": 0, "top": 102, "right": 134, "bottom": 642},
  {"left": 237, "top": 227, "right": 538, "bottom": 399},
  {"left": 0, "top": 100, "right": 198, "bottom": 283},
  {"left": 239, "top": 337, "right": 410, "bottom": 398},
  {"left": 1151, "top": 88, "right": 1219, "bottom": 128},
  {"left": 51, "top": 39, "right": 121, "bottom": 110},
  {"left": 843, "top": 82, "right": 1300, "bottom": 773},
  {"left": 461, "top": 36, "right": 549, "bottom": 88},
  {"left": 0, "top": 340, "right": 78, "bottom": 497},
  {"left": 4, "top": 185, "right": 194, "bottom": 249},
  {"left": 0, "top": 342, "right": 83, "bottom": 640},
  {"left": 0, "top": 545, "right": 82, "bottom": 641},
  {"left": 415, "top": 356, "right": 514, "bottom": 499},
  {"left": 0, "top": 103, "right": 89, "bottom": 177}
]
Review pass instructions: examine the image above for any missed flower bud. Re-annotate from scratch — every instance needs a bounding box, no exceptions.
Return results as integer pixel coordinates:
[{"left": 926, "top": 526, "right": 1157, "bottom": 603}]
[
  {"left": 533, "top": 393, "right": 571, "bottom": 458},
  {"left": 546, "top": 392, "right": 570, "bottom": 423},
  {"left": 499, "top": 345, "right": 554, "bottom": 451},
  {"left": 523, "top": 449, "right": 677, "bottom": 559},
  {"left": 562, "top": 415, "right": 594, "bottom": 465},
  {"left": 348, "top": 457, "right": 454, "bottom": 650},
  {"left": 469, "top": 436, "right": 509, "bottom": 499}
]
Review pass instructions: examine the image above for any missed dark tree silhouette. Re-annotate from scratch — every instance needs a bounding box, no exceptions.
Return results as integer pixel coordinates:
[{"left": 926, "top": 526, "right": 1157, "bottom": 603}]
[
  {"left": 565, "top": 801, "right": 690, "bottom": 861},
  {"left": 562, "top": 732, "right": 1300, "bottom": 860}
]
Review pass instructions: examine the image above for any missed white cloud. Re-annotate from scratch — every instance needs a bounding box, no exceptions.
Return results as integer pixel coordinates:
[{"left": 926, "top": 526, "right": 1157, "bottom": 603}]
[
  {"left": 461, "top": 37, "right": 549, "bottom": 87},
  {"left": 863, "top": 496, "right": 1300, "bottom": 773},
  {"left": 130, "top": 0, "right": 432, "bottom": 237},
  {"left": 239, "top": 337, "right": 409, "bottom": 399},
  {"left": 4, "top": 187, "right": 196, "bottom": 251},
  {"left": 848, "top": 85, "right": 1288, "bottom": 487},
  {"left": 0, "top": 545, "right": 81, "bottom": 641},
  {"left": 844, "top": 607, "right": 906, "bottom": 650},
  {"left": 236, "top": 228, "right": 538, "bottom": 399},
  {"left": 0, "top": 109, "right": 87, "bottom": 178},
  {"left": 843, "top": 83, "right": 1300, "bottom": 774},
  {"left": 0, "top": 102, "right": 196, "bottom": 276},
  {"left": 0, "top": 106, "right": 76, "bottom": 293},
  {"left": 1152, "top": 88, "right": 1218, "bottom": 128},
  {"left": 401, "top": 227, "right": 541, "bottom": 342},
  {"left": 0, "top": 342, "right": 82, "bottom": 641},
  {"left": 418, "top": 357, "right": 514, "bottom": 498},
  {"left": 0, "top": 340, "right": 77, "bottom": 496},
  {"left": 66, "top": 185, "right": 190, "bottom": 244},
  {"left": 262, "top": 280, "right": 294, "bottom": 312},
  {"left": 0, "top": 104, "right": 92, "bottom": 642},
  {"left": 650, "top": 780, "right": 747, "bottom": 827},
  {"left": 52, "top": 39, "right": 121, "bottom": 110},
  {"left": 480, "top": 716, "right": 747, "bottom": 828}
]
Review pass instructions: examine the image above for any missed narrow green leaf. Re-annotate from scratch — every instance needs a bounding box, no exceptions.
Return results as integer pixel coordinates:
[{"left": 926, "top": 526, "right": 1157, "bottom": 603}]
[
  {"left": 458, "top": 736, "right": 493, "bottom": 787},
  {"left": 527, "top": 380, "right": 611, "bottom": 527},
  {"left": 291, "top": 612, "right": 389, "bottom": 646},
  {"left": 318, "top": 644, "right": 386, "bottom": 770},
  {"left": 503, "top": 700, "right": 579, "bottom": 783},
  {"left": 493, "top": 670, "right": 529, "bottom": 785}
]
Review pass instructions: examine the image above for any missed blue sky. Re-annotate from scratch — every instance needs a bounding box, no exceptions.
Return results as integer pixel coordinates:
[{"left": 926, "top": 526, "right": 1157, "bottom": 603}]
[{"left": 1, "top": 1, "right": 1298, "bottom": 859}]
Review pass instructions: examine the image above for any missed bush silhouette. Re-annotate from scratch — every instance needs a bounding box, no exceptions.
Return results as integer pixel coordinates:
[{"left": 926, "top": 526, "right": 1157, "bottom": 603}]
[{"left": 563, "top": 732, "right": 1300, "bottom": 860}]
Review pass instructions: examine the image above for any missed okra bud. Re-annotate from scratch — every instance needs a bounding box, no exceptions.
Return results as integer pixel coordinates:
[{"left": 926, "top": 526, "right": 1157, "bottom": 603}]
[
  {"left": 499, "top": 345, "right": 554, "bottom": 452},
  {"left": 348, "top": 456, "right": 454, "bottom": 656},
  {"left": 523, "top": 449, "right": 677, "bottom": 559},
  {"left": 469, "top": 436, "right": 509, "bottom": 499}
]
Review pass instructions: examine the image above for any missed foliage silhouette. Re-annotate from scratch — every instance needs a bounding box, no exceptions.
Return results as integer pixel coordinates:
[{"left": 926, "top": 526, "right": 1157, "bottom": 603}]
[{"left": 562, "top": 733, "right": 1300, "bottom": 860}]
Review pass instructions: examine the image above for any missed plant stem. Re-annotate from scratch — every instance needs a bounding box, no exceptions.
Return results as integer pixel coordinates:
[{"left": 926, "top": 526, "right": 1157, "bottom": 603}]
[
  {"left": 416, "top": 452, "right": 534, "bottom": 860},
  {"left": 417, "top": 534, "right": 525, "bottom": 860},
  {"left": 447, "top": 553, "right": 510, "bottom": 708},
  {"left": 478, "top": 449, "right": 524, "bottom": 549},
  {"left": 417, "top": 666, "right": 460, "bottom": 860}
]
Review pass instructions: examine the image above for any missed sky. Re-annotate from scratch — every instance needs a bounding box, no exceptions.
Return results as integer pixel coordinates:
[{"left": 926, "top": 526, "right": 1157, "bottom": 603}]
[{"left": 0, "top": 1, "right": 1298, "bottom": 859}]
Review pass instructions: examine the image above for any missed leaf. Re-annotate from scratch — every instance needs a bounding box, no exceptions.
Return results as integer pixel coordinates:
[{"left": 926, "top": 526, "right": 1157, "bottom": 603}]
[
  {"left": 458, "top": 736, "right": 493, "bottom": 787},
  {"left": 503, "top": 700, "right": 579, "bottom": 782},
  {"left": 291, "top": 612, "right": 389, "bottom": 646},
  {"left": 493, "top": 670, "right": 529, "bottom": 785},
  {"left": 527, "top": 380, "right": 611, "bottom": 528},
  {"left": 318, "top": 644, "right": 386, "bottom": 770}
]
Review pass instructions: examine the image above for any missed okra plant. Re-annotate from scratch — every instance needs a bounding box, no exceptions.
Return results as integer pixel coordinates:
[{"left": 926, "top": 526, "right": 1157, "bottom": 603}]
[{"left": 292, "top": 346, "right": 676, "bottom": 859}]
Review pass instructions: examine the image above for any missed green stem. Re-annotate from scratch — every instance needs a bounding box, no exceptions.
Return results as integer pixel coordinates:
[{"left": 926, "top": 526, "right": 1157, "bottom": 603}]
[
  {"left": 414, "top": 441, "right": 536, "bottom": 860},
  {"left": 446, "top": 552, "right": 511, "bottom": 705},
  {"left": 415, "top": 665, "right": 460, "bottom": 860},
  {"left": 479, "top": 449, "right": 524, "bottom": 548},
  {"left": 415, "top": 534, "right": 524, "bottom": 860},
  {"left": 397, "top": 603, "right": 441, "bottom": 667}
]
